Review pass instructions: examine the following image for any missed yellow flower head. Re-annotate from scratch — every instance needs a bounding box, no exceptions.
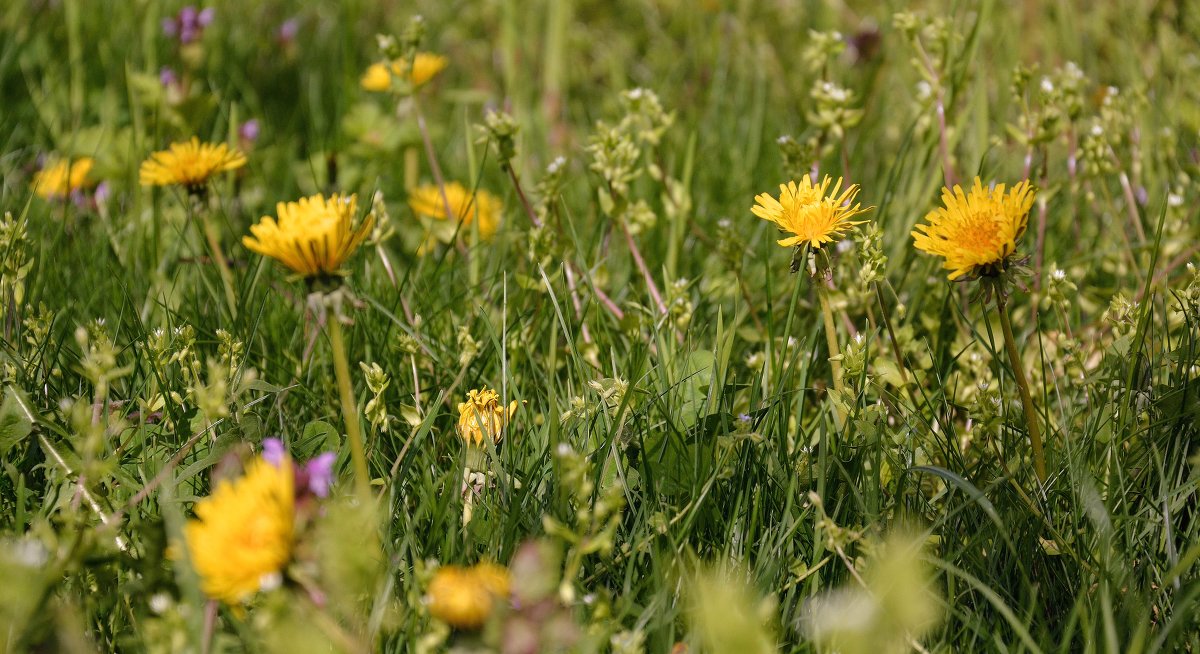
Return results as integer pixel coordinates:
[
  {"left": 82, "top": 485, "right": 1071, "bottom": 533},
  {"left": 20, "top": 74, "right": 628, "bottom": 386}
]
[
  {"left": 33, "top": 157, "right": 94, "bottom": 199},
  {"left": 242, "top": 194, "right": 375, "bottom": 280},
  {"left": 427, "top": 562, "right": 511, "bottom": 629},
  {"left": 139, "top": 137, "right": 247, "bottom": 192},
  {"left": 456, "top": 388, "right": 518, "bottom": 447},
  {"left": 361, "top": 53, "right": 448, "bottom": 92},
  {"left": 751, "top": 175, "right": 870, "bottom": 249},
  {"left": 408, "top": 182, "right": 503, "bottom": 240},
  {"left": 183, "top": 458, "right": 295, "bottom": 604},
  {"left": 912, "top": 177, "right": 1035, "bottom": 280}
]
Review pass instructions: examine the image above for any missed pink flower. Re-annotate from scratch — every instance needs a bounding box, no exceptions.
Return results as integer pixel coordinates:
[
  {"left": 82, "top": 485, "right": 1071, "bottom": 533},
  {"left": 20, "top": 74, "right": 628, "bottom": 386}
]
[{"left": 261, "top": 438, "right": 336, "bottom": 498}]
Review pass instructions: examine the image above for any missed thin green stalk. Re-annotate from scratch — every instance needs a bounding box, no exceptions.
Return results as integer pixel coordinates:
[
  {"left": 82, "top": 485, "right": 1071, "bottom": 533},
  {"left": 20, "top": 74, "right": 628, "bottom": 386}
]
[
  {"left": 816, "top": 282, "right": 845, "bottom": 429},
  {"left": 996, "top": 292, "right": 1047, "bottom": 483},
  {"left": 199, "top": 212, "right": 238, "bottom": 318},
  {"left": 328, "top": 317, "right": 371, "bottom": 498}
]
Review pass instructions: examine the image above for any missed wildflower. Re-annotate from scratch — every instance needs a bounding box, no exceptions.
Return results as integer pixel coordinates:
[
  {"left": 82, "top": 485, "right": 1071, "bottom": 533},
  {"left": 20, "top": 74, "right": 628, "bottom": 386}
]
[
  {"left": 262, "top": 437, "right": 337, "bottom": 498},
  {"left": 911, "top": 177, "right": 1035, "bottom": 280},
  {"left": 138, "top": 137, "right": 247, "bottom": 194},
  {"left": 360, "top": 52, "right": 448, "bottom": 92},
  {"left": 427, "top": 562, "right": 511, "bottom": 629},
  {"left": 408, "top": 182, "right": 503, "bottom": 239},
  {"left": 33, "top": 157, "right": 94, "bottom": 199},
  {"left": 242, "top": 194, "right": 375, "bottom": 280},
  {"left": 182, "top": 458, "right": 294, "bottom": 604},
  {"left": 238, "top": 119, "right": 261, "bottom": 145},
  {"left": 751, "top": 176, "right": 870, "bottom": 249},
  {"left": 162, "top": 6, "right": 214, "bottom": 44},
  {"left": 456, "top": 388, "right": 518, "bottom": 447}
]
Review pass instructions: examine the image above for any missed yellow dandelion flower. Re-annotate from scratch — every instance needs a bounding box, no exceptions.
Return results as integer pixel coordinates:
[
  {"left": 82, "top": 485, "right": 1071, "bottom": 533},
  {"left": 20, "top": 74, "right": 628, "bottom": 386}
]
[
  {"left": 408, "top": 182, "right": 503, "bottom": 239},
  {"left": 427, "top": 562, "right": 511, "bottom": 629},
  {"left": 360, "top": 52, "right": 448, "bottom": 92},
  {"left": 183, "top": 458, "right": 294, "bottom": 604},
  {"left": 33, "top": 157, "right": 95, "bottom": 199},
  {"left": 751, "top": 175, "right": 870, "bottom": 249},
  {"left": 912, "top": 177, "right": 1035, "bottom": 280},
  {"left": 456, "top": 388, "right": 518, "bottom": 447},
  {"left": 139, "top": 137, "right": 247, "bottom": 191},
  {"left": 242, "top": 194, "right": 375, "bottom": 279}
]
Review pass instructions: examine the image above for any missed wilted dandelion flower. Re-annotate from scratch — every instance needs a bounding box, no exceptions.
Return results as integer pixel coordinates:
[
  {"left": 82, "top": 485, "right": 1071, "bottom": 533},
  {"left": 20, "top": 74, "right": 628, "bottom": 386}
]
[
  {"left": 408, "top": 182, "right": 503, "bottom": 239},
  {"left": 139, "top": 137, "right": 246, "bottom": 194},
  {"left": 33, "top": 157, "right": 94, "bottom": 199},
  {"left": 751, "top": 175, "right": 870, "bottom": 249},
  {"left": 456, "top": 388, "right": 518, "bottom": 447},
  {"left": 912, "top": 177, "right": 1035, "bottom": 280},
  {"left": 427, "top": 562, "right": 511, "bottom": 629},
  {"left": 242, "top": 194, "right": 375, "bottom": 280},
  {"left": 360, "top": 53, "right": 448, "bottom": 92},
  {"left": 182, "top": 458, "right": 294, "bottom": 604}
]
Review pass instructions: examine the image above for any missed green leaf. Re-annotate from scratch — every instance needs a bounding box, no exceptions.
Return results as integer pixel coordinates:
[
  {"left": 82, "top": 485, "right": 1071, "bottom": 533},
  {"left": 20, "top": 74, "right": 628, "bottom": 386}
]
[{"left": 0, "top": 386, "right": 35, "bottom": 459}]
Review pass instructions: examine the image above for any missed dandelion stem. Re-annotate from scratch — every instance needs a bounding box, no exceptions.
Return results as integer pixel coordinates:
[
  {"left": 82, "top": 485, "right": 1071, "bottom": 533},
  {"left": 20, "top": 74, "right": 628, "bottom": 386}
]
[
  {"left": 619, "top": 220, "right": 667, "bottom": 315},
  {"left": 327, "top": 317, "right": 371, "bottom": 498},
  {"left": 996, "top": 292, "right": 1047, "bottom": 483},
  {"left": 198, "top": 212, "right": 238, "bottom": 318},
  {"left": 411, "top": 97, "right": 456, "bottom": 225},
  {"left": 816, "top": 282, "right": 845, "bottom": 428}
]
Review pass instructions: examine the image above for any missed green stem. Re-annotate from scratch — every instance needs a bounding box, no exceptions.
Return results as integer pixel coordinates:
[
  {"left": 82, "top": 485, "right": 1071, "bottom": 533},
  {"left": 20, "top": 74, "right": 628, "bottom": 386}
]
[
  {"left": 327, "top": 317, "right": 371, "bottom": 498},
  {"left": 996, "top": 293, "right": 1047, "bottom": 483},
  {"left": 199, "top": 212, "right": 238, "bottom": 318},
  {"left": 816, "top": 282, "right": 845, "bottom": 429}
]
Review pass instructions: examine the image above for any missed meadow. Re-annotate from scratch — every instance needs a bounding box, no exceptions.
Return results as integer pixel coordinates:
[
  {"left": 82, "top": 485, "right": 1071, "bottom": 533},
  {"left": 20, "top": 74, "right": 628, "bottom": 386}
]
[{"left": 1, "top": 0, "right": 1199, "bottom": 651}]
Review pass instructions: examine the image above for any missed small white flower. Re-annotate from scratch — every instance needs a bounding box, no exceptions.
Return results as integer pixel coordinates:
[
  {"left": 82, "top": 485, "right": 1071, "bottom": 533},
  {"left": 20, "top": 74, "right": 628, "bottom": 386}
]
[
  {"left": 1040, "top": 77, "right": 1054, "bottom": 93},
  {"left": 149, "top": 593, "right": 172, "bottom": 615},
  {"left": 259, "top": 571, "right": 283, "bottom": 592}
]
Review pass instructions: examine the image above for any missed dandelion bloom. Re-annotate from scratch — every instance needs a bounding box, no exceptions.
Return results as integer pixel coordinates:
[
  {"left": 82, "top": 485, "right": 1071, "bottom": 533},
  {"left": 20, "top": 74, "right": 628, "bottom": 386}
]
[
  {"left": 408, "top": 182, "right": 503, "bottom": 239},
  {"left": 242, "top": 194, "right": 375, "bottom": 279},
  {"left": 33, "top": 157, "right": 94, "bottom": 199},
  {"left": 139, "top": 137, "right": 246, "bottom": 192},
  {"left": 751, "top": 175, "right": 870, "bottom": 249},
  {"left": 183, "top": 458, "right": 294, "bottom": 604},
  {"left": 360, "top": 53, "right": 448, "bottom": 92},
  {"left": 427, "top": 562, "right": 511, "bottom": 629},
  {"left": 456, "top": 388, "right": 518, "bottom": 447},
  {"left": 912, "top": 177, "right": 1035, "bottom": 280}
]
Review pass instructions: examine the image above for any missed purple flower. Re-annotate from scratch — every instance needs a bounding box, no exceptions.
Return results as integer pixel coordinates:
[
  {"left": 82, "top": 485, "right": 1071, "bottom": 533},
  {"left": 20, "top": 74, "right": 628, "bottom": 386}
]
[
  {"left": 238, "top": 119, "right": 260, "bottom": 143},
  {"left": 261, "top": 438, "right": 336, "bottom": 498},
  {"left": 262, "top": 438, "right": 287, "bottom": 466},
  {"left": 159, "top": 67, "right": 178, "bottom": 88},
  {"left": 163, "top": 6, "right": 213, "bottom": 45},
  {"left": 301, "top": 452, "right": 336, "bottom": 498},
  {"left": 94, "top": 181, "right": 111, "bottom": 206},
  {"left": 277, "top": 17, "right": 299, "bottom": 44}
]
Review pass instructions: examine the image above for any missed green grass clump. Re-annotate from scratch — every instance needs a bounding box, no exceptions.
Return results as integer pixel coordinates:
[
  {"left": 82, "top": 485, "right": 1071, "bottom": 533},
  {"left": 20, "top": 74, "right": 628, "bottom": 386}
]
[{"left": 2, "top": 0, "right": 1200, "bottom": 651}]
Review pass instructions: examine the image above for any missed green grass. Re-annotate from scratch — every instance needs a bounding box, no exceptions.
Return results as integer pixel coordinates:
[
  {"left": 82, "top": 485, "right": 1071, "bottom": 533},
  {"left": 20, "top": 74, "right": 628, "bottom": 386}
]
[{"left": 2, "top": 0, "right": 1200, "bottom": 651}]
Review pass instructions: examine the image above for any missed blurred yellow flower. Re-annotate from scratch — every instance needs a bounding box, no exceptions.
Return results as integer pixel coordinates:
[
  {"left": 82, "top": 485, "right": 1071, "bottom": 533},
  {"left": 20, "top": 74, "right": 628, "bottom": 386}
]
[
  {"left": 361, "top": 52, "right": 448, "bottom": 92},
  {"left": 183, "top": 459, "right": 294, "bottom": 604},
  {"left": 32, "top": 157, "right": 94, "bottom": 199},
  {"left": 408, "top": 182, "right": 503, "bottom": 239},
  {"left": 242, "top": 194, "right": 375, "bottom": 279},
  {"left": 139, "top": 137, "right": 246, "bottom": 192},
  {"left": 427, "top": 562, "right": 511, "bottom": 629},
  {"left": 456, "top": 388, "right": 518, "bottom": 447},
  {"left": 912, "top": 177, "right": 1035, "bottom": 280},
  {"left": 751, "top": 175, "right": 870, "bottom": 249}
]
